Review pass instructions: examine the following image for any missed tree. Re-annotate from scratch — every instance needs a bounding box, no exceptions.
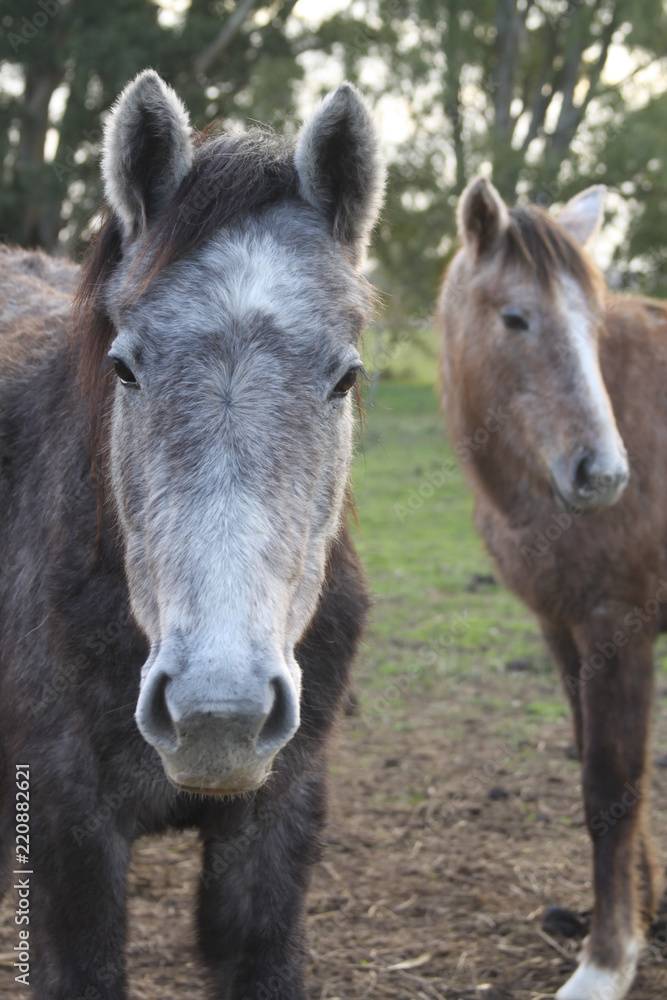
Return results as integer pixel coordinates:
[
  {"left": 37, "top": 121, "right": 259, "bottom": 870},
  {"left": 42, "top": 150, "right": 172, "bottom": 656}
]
[
  {"left": 302, "top": 0, "right": 667, "bottom": 311},
  {"left": 2, "top": 0, "right": 667, "bottom": 315},
  {"left": 0, "top": 0, "right": 300, "bottom": 250}
]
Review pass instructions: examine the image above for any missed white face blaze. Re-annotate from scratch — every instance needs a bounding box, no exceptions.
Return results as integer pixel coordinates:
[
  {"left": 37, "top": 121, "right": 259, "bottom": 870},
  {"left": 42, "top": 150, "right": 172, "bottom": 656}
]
[
  {"left": 98, "top": 70, "right": 384, "bottom": 795},
  {"left": 108, "top": 212, "right": 370, "bottom": 794},
  {"left": 559, "top": 275, "right": 624, "bottom": 466},
  {"left": 547, "top": 273, "right": 628, "bottom": 509}
]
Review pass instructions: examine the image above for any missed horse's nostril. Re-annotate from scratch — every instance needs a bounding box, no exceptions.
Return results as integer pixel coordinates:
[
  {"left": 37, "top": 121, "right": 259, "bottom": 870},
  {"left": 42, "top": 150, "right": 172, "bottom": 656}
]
[
  {"left": 142, "top": 671, "right": 179, "bottom": 752},
  {"left": 574, "top": 452, "right": 593, "bottom": 491},
  {"left": 256, "top": 676, "right": 295, "bottom": 755}
]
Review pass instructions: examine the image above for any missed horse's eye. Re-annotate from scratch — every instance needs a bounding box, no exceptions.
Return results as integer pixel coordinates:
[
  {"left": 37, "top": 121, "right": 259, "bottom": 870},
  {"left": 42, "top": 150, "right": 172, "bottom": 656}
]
[
  {"left": 113, "top": 357, "right": 138, "bottom": 387},
  {"left": 501, "top": 308, "right": 529, "bottom": 332},
  {"left": 332, "top": 367, "right": 359, "bottom": 397}
]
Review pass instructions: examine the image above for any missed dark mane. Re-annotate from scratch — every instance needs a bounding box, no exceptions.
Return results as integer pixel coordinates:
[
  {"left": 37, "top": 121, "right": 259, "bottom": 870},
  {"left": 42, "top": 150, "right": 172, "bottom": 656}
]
[
  {"left": 72, "top": 128, "right": 300, "bottom": 432},
  {"left": 502, "top": 204, "right": 602, "bottom": 298}
]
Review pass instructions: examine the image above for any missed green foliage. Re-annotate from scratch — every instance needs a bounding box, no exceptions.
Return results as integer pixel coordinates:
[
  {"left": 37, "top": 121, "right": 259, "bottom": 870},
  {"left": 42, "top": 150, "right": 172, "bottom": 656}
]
[
  {"left": 0, "top": 0, "right": 300, "bottom": 250},
  {"left": 2, "top": 0, "right": 667, "bottom": 308},
  {"left": 311, "top": 0, "right": 667, "bottom": 311}
]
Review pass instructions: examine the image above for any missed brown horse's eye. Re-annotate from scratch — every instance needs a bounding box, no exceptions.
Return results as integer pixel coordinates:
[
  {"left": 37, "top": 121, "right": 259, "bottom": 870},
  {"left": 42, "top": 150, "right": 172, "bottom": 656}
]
[
  {"left": 332, "top": 367, "right": 359, "bottom": 397},
  {"left": 501, "top": 308, "right": 529, "bottom": 332},
  {"left": 113, "top": 357, "right": 138, "bottom": 387}
]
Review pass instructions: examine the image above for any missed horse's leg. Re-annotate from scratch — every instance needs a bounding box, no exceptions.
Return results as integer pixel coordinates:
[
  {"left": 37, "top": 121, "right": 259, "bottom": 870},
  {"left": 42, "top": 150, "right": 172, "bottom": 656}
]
[
  {"left": 540, "top": 618, "right": 584, "bottom": 757},
  {"left": 196, "top": 755, "right": 327, "bottom": 1000},
  {"left": 28, "top": 794, "right": 131, "bottom": 999},
  {"left": 556, "top": 614, "right": 656, "bottom": 1000}
]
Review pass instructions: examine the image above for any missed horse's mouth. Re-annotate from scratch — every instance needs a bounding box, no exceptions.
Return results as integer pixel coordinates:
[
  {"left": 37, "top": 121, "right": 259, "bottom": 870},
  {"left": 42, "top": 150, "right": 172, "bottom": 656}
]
[
  {"left": 164, "top": 763, "right": 271, "bottom": 798},
  {"left": 550, "top": 476, "right": 612, "bottom": 516},
  {"left": 169, "top": 775, "right": 266, "bottom": 798}
]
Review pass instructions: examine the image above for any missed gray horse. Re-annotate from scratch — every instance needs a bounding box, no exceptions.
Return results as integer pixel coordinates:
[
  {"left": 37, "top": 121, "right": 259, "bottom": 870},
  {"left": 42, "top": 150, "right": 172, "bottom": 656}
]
[{"left": 0, "top": 70, "right": 384, "bottom": 999}]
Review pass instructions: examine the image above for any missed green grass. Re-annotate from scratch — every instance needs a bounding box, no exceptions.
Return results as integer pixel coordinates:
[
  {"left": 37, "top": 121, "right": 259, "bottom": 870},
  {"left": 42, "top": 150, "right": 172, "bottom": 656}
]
[
  {"left": 351, "top": 381, "right": 542, "bottom": 668},
  {"left": 349, "top": 333, "right": 562, "bottom": 727}
]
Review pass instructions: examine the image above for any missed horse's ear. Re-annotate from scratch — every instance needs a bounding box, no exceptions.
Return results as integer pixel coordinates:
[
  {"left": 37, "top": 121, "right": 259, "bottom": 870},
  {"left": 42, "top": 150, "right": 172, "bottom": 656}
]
[
  {"left": 557, "top": 185, "right": 606, "bottom": 247},
  {"left": 295, "top": 83, "right": 385, "bottom": 259},
  {"left": 101, "top": 69, "right": 194, "bottom": 240},
  {"left": 457, "top": 177, "right": 509, "bottom": 257}
]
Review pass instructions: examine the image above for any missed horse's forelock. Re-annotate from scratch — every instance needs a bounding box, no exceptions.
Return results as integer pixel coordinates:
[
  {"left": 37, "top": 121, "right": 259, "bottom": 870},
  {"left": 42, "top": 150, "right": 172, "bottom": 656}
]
[
  {"left": 72, "top": 129, "right": 302, "bottom": 426},
  {"left": 71, "top": 128, "right": 304, "bottom": 543},
  {"left": 138, "top": 128, "right": 299, "bottom": 288},
  {"left": 503, "top": 205, "right": 603, "bottom": 302}
]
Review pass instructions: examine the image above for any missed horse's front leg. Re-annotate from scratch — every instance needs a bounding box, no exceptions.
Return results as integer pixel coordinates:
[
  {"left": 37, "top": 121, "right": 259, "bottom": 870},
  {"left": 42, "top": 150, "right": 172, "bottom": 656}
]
[
  {"left": 556, "top": 609, "right": 658, "bottom": 1000},
  {"left": 196, "top": 752, "right": 328, "bottom": 1000},
  {"left": 541, "top": 618, "right": 584, "bottom": 758},
  {"left": 28, "top": 788, "right": 132, "bottom": 999}
]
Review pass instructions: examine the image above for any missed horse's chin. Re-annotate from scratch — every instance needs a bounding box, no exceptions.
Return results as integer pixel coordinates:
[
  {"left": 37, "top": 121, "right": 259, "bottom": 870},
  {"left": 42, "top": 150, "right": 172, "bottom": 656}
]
[
  {"left": 550, "top": 479, "right": 615, "bottom": 516},
  {"left": 162, "top": 762, "right": 271, "bottom": 798}
]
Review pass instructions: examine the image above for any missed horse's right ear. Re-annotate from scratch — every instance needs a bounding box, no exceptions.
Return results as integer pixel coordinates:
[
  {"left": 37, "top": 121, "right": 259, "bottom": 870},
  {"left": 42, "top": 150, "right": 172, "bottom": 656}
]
[
  {"left": 457, "top": 177, "right": 509, "bottom": 257},
  {"left": 101, "top": 69, "right": 194, "bottom": 240}
]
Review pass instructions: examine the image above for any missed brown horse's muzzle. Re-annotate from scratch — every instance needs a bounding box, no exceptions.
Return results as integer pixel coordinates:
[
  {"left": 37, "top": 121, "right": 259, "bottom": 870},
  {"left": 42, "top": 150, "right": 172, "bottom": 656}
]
[{"left": 550, "top": 444, "right": 629, "bottom": 512}]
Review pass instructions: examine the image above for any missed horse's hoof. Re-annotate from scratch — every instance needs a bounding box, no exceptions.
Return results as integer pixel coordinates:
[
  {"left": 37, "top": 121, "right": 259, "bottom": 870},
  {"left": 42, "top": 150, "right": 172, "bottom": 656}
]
[
  {"left": 543, "top": 905, "right": 586, "bottom": 938},
  {"left": 555, "top": 940, "right": 639, "bottom": 1000}
]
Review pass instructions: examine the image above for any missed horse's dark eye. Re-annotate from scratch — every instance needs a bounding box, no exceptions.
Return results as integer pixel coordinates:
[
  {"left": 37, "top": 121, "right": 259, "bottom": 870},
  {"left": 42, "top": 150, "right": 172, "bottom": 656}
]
[
  {"left": 501, "top": 308, "right": 529, "bottom": 332},
  {"left": 113, "top": 357, "right": 138, "bottom": 387},
  {"left": 333, "top": 367, "right": 359, "bottom": 397}
]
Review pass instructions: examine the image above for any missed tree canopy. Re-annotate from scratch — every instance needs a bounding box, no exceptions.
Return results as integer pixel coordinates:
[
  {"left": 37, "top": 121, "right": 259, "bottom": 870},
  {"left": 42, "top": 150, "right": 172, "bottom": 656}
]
[{"left": 1, "top": 0, "right": 667, "bottom": 316}]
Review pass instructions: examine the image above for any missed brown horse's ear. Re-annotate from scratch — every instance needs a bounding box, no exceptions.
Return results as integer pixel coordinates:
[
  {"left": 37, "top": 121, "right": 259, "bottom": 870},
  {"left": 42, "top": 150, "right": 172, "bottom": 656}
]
[
  {"left": 295, "top": 83, "right": 385, "bottom": 263},
  {"left": 101, "top": 69, "right": 194, "bottom": 241},
  {"left": 557, "top": 186, "right": 606, "bottom": 247},
  {"left": 457, "top": 177, "right": 509, "bottom": 257}
]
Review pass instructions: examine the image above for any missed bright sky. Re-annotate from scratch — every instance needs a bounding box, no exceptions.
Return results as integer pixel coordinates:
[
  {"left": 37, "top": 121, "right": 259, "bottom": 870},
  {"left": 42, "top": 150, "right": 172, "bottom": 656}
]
[{"left": 292, "top": 0, "right": 349, "bottom": 21}]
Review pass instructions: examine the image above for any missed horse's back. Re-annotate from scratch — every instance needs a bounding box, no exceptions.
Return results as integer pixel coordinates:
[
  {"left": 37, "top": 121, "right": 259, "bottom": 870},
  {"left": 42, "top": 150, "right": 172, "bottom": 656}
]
[
  {"left": 0, "top": 245, "right": 76, "bottom": 385},
  {"left": 602, "top": 292, "right": 667, "bottom": 493}
]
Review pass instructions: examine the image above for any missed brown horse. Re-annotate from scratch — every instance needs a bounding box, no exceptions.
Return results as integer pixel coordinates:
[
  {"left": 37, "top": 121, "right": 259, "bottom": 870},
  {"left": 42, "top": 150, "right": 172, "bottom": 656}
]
[{"left": 438, "top": 178, "right": 666, "bottom": 1000}]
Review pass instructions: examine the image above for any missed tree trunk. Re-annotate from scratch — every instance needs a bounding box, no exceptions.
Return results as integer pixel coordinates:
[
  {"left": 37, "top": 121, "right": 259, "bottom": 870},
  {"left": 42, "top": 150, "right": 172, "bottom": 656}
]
[{"left": 15, "top": 66, "right": 61, "bottom": 248}]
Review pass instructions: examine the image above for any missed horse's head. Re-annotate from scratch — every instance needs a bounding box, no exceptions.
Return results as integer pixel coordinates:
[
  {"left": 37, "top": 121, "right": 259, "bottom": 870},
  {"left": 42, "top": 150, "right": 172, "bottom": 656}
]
[
  {"left": 90, "top": 71, "right": 384, "bottom": 795},
  {"left": 441, "top": 177, "right": 628, "bottom": 513}
]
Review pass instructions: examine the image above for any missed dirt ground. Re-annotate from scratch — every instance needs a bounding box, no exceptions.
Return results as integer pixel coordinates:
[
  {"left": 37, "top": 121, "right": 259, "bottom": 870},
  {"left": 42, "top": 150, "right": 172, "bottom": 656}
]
[{"left": 1, "top": 671, "right": 666, "bottom": 1000}]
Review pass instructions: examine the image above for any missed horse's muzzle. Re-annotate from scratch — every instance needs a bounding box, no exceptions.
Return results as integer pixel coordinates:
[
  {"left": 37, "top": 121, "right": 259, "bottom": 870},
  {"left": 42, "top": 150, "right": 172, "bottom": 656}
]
[
  {"left": 550, "top": 445, "right": 629, "bottom": 512},
  {"left": 134, "top": 648, "right": 300, "bottom": 796}
]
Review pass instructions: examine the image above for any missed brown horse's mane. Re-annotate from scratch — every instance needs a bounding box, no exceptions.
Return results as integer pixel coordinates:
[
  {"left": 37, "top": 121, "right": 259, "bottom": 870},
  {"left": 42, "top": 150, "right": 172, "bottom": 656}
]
[
  {"left": 502, "top": 204, "right": 603, "bottom": 300},
  {"left": 71, "top": 127, "right": 300, "bottom": 437}
]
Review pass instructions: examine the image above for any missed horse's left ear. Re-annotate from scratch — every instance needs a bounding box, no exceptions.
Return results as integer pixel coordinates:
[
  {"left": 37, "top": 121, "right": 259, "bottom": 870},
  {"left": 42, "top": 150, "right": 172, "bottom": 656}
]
[
  {"left": 557, "top": 186, "right": 606, "bottom": 247},
  {"left": 101, "top": 69, "right": 194, "bottom": 240},
  {"left": 295, "top": 83, "right": 385, "bottom": 260}
]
